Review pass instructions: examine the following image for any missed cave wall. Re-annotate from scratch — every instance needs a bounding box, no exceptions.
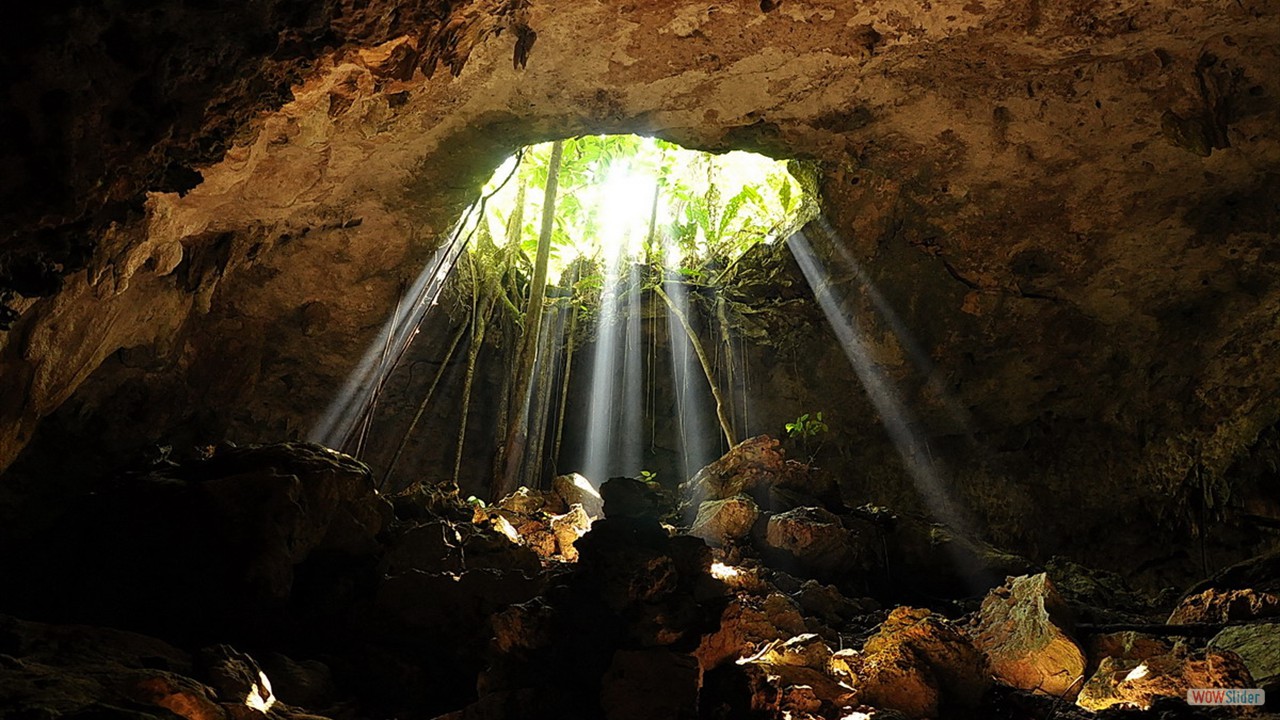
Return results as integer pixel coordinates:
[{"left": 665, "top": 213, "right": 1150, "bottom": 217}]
[{"left": 2, "top": 0, "right": 1279, "bottom": 587}]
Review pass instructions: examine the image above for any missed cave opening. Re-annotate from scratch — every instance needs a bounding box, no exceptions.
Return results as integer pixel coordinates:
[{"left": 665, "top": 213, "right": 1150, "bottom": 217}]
[{"left": 311, "top": 133, "right": 820, "bottom": 504}]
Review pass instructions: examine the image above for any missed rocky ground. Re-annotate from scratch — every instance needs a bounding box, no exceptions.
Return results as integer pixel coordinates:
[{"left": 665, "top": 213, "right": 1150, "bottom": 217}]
[{"left": 1, "top": 436, "right": 1277, "bottom": 719}]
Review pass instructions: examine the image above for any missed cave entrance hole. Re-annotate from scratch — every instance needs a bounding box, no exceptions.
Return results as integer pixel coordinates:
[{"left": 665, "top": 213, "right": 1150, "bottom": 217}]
[{"left": 312, "top": 134, "right": 815, "bottom": 500}]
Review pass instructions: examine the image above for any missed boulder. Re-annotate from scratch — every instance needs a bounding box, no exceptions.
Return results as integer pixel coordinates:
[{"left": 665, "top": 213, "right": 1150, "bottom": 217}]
[
  {"left": 600, "top": 477, "right": 667, "bottom": 520},
  {"left": 969, "top": 573, "right": 1086, "bottom": 697},
  {"left": 794, "top": 580, "right": 877, "bottom": 626},
  {"left": 262, "top": 653, "right": 335, "bottom": 710},
  {"left": 689, "top": 494, "right": 760, "bottom": 546},
  {"left": 553, "top": 473, "right": 604, "bottom": 519},
  {"left": 696, "top": 593, "right": 809, "bottom": 672},
  {"left": 497, "top": 487, "right": 564, "bottom": 516},
  {"left": 550, "top": 504, "right": 592, "bottom": 561},
  {"left": 848, "top": 607, "right": 990, "bottom": 719},
  {"left": 680, "top": 435, "right": 836, "bottom": 514},
  {"left": 1077, "top": 647, "right": 1255, "bottom": 712},
  {"left": 763, "top": 506, "right": 861, "bottom": 579},
  {"left": 1168, "top": 587, "right": 1280, "bottom": 624},
  {"left": 1210, "top": 623, "right": 1280, "bottom": 697}
]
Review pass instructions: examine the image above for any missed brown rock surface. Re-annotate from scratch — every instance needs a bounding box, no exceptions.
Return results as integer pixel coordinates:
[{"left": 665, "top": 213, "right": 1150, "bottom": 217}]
[
  {"left": 1077, "top": 647, "right": 1256, "bottom": 712},
  {"left": 689, "top": 494, "right": 761, "bottom": 546},
  {"left": 1168, "top": 587, "right": 1280, "bottom": 625},
  {"left": 970, "top": 573, "right": 1087, "bottom": 697}
]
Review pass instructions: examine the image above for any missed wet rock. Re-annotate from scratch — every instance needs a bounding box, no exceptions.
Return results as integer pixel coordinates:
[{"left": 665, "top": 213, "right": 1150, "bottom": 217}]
[
  {"left": 1167, "top": 587, "right": 1280, "bottom": 624},
  {"left": 599, "top": 649, "right": 699, "bottom": 720},
  {"left": 848, "top": 607, "right": 991, "bottom": 718},
  {"left": 553, "top": 473, "right": 604, "bottom": 519},
  {"left": 1210, "top": 623, "right": 1280, "bottom": 698},
  {"left": 970, "top": 573, "right": 1086, "bottom": 697},
  {"left": 681, "top": 435, "right": 836, "bottom": 514},
  {"left": 550, "top": 504, "right": 592, "bottom": 562},
  {"left": 763, "top": 506, "right": 862, "bottom": 579},
  {"left": 689, "top": 494, "right": 760, "bottom": 546},
  {"left": 1077, "top": 647, "right": 1255, "bottom": 711}
]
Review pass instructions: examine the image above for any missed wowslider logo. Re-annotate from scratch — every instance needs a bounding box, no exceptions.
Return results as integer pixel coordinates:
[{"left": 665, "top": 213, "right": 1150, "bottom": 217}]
[{"left": 1186, "top": 688, "right": 1266, "bottom": 706}]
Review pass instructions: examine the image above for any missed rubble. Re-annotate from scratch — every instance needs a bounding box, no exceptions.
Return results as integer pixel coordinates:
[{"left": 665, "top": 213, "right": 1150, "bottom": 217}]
[
  {"left": 1077, "top": 647, "right": 1255, "bottom": 711},
  {"left": 689, "top": 494, "right": 760, "bottom": 546}
]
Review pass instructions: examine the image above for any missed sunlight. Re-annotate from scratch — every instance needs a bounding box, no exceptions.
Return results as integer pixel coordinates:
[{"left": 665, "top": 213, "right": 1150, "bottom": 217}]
[{"left": 600, "top": 160, "right": 656, "bottom": 263}]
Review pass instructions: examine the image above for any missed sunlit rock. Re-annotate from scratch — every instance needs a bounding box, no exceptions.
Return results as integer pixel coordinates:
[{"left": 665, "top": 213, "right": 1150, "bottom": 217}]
[
  {"left": 696, "top": 593, "right": 809, "bottom": 672},
  {"left": 970, "top": 573, "right": 1086, "bottom": 698},
  {"left": 681, "top": 435, "right": 837, "bottom": 515},
  {"left": 550, "top": 503, "right": 592, "bottom": 562},
  {"left": 763, "top": 506, "right": 862, "bottom": 579},
  {"left": 553, "top": 473, "right": 604, "bottom": 519},
  {"left": 497, "top": 486, "right": 564, "bottom": 516},
  {"left": 689, "top": 494, "right": 760, "bottom": 546},
  {"left": 1077, "top": 647, "right": 1255, "bottom": 711},
  {"left": 1167, "top": 587, "right": 1280, "bottom": 624},
  {"left": 849, "top": 607, "right": 990, "bottom": 719}
]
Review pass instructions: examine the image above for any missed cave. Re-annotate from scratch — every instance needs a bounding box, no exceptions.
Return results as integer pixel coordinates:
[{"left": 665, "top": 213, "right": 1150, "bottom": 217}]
[{"left": 1, "top": 1, "right": 1279, "bottom": 718}]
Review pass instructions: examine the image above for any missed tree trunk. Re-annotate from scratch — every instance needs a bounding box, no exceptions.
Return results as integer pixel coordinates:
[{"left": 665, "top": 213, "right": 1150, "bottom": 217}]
[
  {"left": 551, "top": 298, "right": 579, "bottom": 475},
  {"left": 655, "top": 284, "right": 737, "bottom": 449},
  {"left": 496, "top": 140, "right": 564, "bottom": 500}
]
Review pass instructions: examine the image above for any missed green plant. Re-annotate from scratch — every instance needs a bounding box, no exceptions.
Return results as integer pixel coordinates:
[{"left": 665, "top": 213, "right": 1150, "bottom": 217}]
[
  {"left": 466, "top": 495, "right": 488, "bottom": 509},
  {"left": 786, "top": 411, "right": 828, "bottom": 440},
  {"left": 638, "top": 469, "right": 658, "bottom": 484},
  {"left": 785, "top": 411, "right": 829, "bottom": 461}
]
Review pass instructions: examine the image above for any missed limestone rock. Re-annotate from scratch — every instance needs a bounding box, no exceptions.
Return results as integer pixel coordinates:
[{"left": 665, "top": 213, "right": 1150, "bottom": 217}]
[
  {"left": 970, "top": 573, "right": 1086, "bottom": 697},
  {"left": 689, "top": 494, "right": 760, "bottom": 546},
  {"left": 763, "top": 506, "right": 861, "bottom": 579},
  {"left": 696, "top": 593, "right": 809, "bottom": 672},
  {"left": 1210, "top": 623, "right": 1280, "bottom": 697},
  {"left": 550, "top": 504, "right": 592, "bottom": 562},
  {"left": 1168, "top": 587, "right": 1280, "bottom": 624},
  {"left": 497, "top": 487, "right": 564, "bottom": 516},
  {"left": 794, "top": 580, "right": 876, "bottom": 626},
  {"left": 1077, "top": 648, "right": 1255, "bottom": 712},
  {"left": 553, "top": 473, "right": 604, "bottom": 519},
  {"left": 681, "top": 435, "right": 835, "bottom": 515},
  {"left": 850, "top": 607, "right": 991, "bottom": 718},
  {"left": 375, "top": 568, "right": 543, "bottom": 644},
  {"left": 261, "top": 653, "right": 335, "bottom": 710}
]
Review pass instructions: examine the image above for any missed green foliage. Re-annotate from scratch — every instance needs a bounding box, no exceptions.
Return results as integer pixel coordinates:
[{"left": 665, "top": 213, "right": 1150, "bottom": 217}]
[
  {"left": 785, "top": 412, "right": 828, "bottom": 440},
  {"left": 466, "top": 495, "right": 487, "bottom": 508},
  {"left": 638, "top": 469, "right": 658, "bottom": 483}
]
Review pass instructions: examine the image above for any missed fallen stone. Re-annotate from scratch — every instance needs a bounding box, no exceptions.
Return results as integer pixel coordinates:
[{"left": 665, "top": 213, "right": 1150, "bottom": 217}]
[
  {"left": 681, "top": 435, "right": 836, "bottom": 514},
  {"left": 497, "top": 487, "right": 563, "bottom": 516},
  {"left": 550, "top": 504, "right": 592, "bottom": 561},
  {"left": 1167, "top": 587, "right": 1280, "bottom": 624},
  {"left": 969, "top": 573, "right": 1086, "bottom": 697},
  {"left": 689, "top": 494, "right": 760, "bottom": 546},
  {"left": 763, "top": 506, "right": 861, "bottom": 579},
  {"left": 553, "top": 473, "right": 604, "bottom": 519},
  {"left": 696, "top": 593, "right": 809, "bottom": 672},
  {"left": 851, "top": 607, "right": 991, "bottom": 718},
  {"left": 262, "top": 653, "right": 335, "bottom": 710},
  {"left": 1077, "top": 647, "right": 1255, "bottom": 711}
]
